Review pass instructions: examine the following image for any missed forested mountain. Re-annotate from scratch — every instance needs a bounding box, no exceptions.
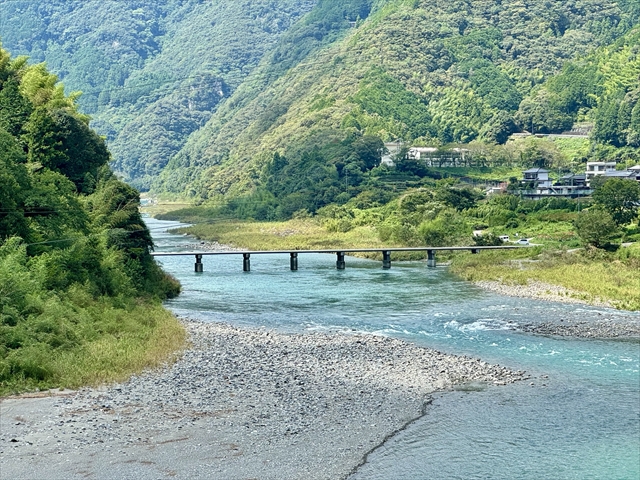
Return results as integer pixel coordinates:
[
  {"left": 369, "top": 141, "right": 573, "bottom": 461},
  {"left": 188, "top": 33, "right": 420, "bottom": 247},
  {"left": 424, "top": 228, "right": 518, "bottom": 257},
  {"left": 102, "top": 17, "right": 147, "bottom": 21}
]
[
  {"left": 0, "top": 0, "right": 318, "bottom": 189},
  {"left": 2, "top": 0, "right": 639, "bottom": 214},
  {"left": 155, "top": 0, "right": 640, "bottom": 208}
]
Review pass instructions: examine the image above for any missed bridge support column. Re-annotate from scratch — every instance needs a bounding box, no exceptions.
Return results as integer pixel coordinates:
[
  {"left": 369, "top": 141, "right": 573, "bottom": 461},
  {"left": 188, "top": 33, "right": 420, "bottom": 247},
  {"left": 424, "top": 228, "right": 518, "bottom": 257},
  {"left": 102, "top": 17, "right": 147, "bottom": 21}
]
[
  {"left": 290, "top": 252, "right": 298, "bottom": 271},
  {"left": 427, "top": 250, "right": 436, "bottom": 268},
  {"left": 382, "top": 250, "right": 391, "bottom": 269},
  {"left": 195, "top": 254, "right": 203, "bottom": 273},
  {"left": 336, "top": 252, "right": 345, "bottom": 270},
  {"left": 243, "top": 253, "right": 251, "bottom": 272}
]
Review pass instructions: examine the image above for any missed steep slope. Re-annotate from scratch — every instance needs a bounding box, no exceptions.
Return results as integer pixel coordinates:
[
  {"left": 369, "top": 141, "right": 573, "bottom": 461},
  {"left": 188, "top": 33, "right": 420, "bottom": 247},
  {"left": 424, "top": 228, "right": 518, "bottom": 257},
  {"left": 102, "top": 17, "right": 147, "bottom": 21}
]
[
  {"left": 0, "top": 45, "right": 183, "bottom": 394},
  {"left": 0, "top": 0, "right": 317, "bottom": 189},
  {"left": 157, "top": 0, "right": 639, "bottom": 200}
]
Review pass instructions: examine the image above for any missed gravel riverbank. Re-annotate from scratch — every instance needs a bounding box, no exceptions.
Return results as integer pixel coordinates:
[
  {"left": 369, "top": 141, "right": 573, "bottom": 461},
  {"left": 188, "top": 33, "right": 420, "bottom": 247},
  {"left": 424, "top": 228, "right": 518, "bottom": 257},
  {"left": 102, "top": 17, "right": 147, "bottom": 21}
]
[
  {"left": 183, "top": 241, "right": 241, "bottom": 251},
  {"left": 1, "top": 319, "right": 525, "bottom": 480},
  {"left": 475, "top": 280, "right": 614, "bottom": 308},
  {"left": 476, "top": 280, "right": 640, "bottom": 339}
]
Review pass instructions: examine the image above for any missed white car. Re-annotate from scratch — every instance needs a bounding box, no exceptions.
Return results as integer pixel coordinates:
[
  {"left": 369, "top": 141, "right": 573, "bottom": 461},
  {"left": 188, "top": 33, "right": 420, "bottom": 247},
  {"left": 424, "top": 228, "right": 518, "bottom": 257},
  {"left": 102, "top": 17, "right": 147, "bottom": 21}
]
[{"left": 516, "top": 238, "right": 530, "bottom": 245}]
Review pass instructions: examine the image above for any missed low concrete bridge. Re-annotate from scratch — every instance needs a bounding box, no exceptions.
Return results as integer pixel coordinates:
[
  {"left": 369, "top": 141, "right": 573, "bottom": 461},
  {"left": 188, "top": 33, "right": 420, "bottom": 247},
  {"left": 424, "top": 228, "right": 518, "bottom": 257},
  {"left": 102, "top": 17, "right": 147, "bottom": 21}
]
[{"left": 151, "top": 246, "right": 522, "bottom": 272}]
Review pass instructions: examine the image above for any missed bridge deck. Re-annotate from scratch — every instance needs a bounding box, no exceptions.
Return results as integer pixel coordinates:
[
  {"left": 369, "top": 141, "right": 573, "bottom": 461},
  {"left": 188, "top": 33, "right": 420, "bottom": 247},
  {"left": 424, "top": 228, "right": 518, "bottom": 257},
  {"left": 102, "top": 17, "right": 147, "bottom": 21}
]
[
  {"left": 151, "top": 246, "right": 522, "bottom": 256},
  {"left": 151, "top": 245, "right": 524, "bottom": 271}
]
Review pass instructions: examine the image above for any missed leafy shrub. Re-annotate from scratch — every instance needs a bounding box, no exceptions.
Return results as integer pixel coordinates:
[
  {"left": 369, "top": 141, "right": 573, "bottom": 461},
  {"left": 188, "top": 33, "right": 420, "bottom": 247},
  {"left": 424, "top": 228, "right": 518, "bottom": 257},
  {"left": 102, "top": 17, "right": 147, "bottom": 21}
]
[{"left": 573, "top": 208, "right": 619, "bottom": 248}]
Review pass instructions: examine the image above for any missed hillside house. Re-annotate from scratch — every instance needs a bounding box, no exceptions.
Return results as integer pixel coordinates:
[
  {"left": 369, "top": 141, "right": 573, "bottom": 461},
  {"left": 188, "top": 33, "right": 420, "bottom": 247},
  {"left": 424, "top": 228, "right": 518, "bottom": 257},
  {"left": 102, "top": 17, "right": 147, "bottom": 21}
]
[
  {"left": 522, "top": 168, "right": 552, "bottom": 188},
  {"left": 381, "top": 142, "right": 403, "bottom": 166},
  {"left": 407, "top": 147, "right": 438, "bottom": 161},
  {"left": 556, "top": 173, "right": 587, "bottom": 188},
  {"left": 383, "top": 144, "right": 474, "bottom": 167},
  {"left": 586, "top": 161, "right": 616, "bottom": 185},
  {"left": 520, "top": 169, "right": 593, "bottom": 199}
]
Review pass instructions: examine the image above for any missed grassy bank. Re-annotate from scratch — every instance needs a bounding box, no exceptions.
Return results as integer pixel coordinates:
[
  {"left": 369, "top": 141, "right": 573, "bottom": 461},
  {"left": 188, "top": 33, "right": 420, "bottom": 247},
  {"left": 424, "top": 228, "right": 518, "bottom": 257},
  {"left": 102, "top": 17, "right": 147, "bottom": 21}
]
[
  {"left": 450, "top": 246, "right": 640, "bottom": 310},
  {"left": 160, "top": 215, "right": 437, "bottom": 261},
  {"left": 1, "top": 236, "right": 187, "bottom": 397},
  {"left": 176, "top": 219, "right": 384, "bottom": 250},
  {"left": 1, "top": 299, "right": 187, "bottom": 397}
]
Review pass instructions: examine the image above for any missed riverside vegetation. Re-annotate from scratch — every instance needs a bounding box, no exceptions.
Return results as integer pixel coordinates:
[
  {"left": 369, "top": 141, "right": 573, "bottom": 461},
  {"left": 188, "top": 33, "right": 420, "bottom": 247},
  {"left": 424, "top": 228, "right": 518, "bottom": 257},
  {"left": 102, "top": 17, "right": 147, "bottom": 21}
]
[
  {"left": 0, "top": 47, "right": 185, "bottom": 396},
  {"left": 157, "top": 174, "right": 640, "bottom": 310},
  {"left": 3, "top": 0, "right": 640, "bottom": 392}
]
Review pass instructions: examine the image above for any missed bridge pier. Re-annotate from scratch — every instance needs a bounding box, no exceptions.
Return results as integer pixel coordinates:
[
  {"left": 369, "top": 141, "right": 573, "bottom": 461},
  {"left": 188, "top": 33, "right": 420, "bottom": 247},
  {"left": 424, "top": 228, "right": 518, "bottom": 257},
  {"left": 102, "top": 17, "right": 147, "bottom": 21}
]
[
  {"left": 382, "top": 250, "right": 391, "bottom": 269},
  {"left": 427, "top": 250, "right": 436, "bottom": 268},
  {"left": 336, "top": 252, "right": 345, "bottom": 270},
  {"left": 243, "top": 253, "right": 251, "bottom": 272},
  {"left": 195, "top": 254, "right": 203, "bottom": 273},
  {"left": 290, "top": 252, "right": 298, "bottom": 271}
]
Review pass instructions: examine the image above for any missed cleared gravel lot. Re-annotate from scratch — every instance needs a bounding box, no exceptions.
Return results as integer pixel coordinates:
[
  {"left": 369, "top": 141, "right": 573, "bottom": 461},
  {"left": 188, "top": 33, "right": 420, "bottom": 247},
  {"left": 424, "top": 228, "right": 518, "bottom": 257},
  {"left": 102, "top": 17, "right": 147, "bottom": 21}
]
[{"left": 1, "top": 319, "right": 525, "bottom": 480}]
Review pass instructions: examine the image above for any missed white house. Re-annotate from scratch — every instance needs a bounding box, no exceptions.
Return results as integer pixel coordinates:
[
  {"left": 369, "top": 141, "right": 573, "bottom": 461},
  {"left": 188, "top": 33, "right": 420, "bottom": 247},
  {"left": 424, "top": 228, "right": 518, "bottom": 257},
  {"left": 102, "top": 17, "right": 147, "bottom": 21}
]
[
  {"left": 586, "top": 161, "right": 616, "bottom": 184},
  {"left": 522, "top": 168, "right": 552, "bottom": 188},
  {"left": 381, "top": 142, "right": 403, "bottom": 166}
]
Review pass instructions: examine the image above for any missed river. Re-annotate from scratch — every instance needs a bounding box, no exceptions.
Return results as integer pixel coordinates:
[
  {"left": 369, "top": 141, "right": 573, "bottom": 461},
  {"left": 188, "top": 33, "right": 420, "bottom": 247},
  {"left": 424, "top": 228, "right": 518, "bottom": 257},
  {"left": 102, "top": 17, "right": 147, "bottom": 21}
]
[{"left": 148, "top": 218, "right": 640, "bottom": 479}]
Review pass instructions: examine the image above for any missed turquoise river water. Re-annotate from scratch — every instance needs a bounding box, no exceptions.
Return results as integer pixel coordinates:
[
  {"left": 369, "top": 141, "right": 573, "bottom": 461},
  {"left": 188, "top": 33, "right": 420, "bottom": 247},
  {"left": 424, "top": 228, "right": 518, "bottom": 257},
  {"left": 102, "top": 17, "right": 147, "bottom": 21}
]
[{"left": 148, "top": 218, "right": 640, "bottom": 479}]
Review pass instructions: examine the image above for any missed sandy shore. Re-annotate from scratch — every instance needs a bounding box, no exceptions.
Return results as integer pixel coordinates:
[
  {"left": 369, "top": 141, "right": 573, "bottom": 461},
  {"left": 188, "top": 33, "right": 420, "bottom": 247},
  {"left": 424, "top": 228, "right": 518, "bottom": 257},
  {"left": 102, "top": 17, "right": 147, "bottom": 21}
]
[
  {"left": 476, "top": 280, "right": 640, "bottom": 339},
  {"left": 1, "top": 319, "right": 525, "bottom": 480}
]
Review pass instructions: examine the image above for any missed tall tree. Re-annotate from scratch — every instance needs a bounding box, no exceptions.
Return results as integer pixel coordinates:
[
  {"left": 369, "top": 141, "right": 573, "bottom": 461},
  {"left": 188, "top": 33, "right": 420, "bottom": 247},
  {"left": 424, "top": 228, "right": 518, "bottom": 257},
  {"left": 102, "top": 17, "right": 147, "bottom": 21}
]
[
  {"left": 592, "top": 178, "right": 640, "bottom": 225},
  {"left": 573, "top": 208, "right": 619, "bottom": 248}
]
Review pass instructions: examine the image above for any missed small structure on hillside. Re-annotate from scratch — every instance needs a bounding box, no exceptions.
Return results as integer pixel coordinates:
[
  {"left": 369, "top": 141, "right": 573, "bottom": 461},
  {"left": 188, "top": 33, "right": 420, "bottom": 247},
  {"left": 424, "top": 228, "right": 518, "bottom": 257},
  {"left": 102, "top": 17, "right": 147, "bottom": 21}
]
[
  {"left": 604, "top": 169, "right": 640, "bottom": 183},
  {"left": 586, "top": 161, "right": 616, "bottom": 184},
  {"left": 486, "top": 183, "right": 508, "bottom": 195},
  {"left": 522, "top": 168, "right": 552, "bottom": 188},
  {"left": 382, "top": 143, "right": 476, "bottom": 168},
  {"left": 519, "top": 169, "right": 592, "bottom": 199},
  {"left": 381, "top": 142, "right": 403, "bottom": 166},
  {"left": 407, "top": 147, "right": 438, "bottom": 161},
  {"left": 556, "top": 173, "right": 587, "bottom": 188}
]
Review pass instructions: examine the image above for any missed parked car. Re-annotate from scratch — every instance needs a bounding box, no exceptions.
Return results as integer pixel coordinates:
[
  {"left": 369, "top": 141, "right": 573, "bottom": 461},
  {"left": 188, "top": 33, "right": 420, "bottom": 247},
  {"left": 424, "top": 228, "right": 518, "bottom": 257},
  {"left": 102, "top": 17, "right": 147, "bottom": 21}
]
[
  {"left": 499, "top": 235, "right": 510, "bottom": 242},
  {"left": 516, "top": 238, "right": 530, "bottom": 245}
]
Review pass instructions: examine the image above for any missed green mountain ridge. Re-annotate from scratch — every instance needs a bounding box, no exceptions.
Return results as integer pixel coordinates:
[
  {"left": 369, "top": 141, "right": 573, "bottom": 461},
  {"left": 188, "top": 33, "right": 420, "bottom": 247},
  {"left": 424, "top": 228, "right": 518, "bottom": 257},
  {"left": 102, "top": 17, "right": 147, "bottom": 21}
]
[
  {"left": 156, "top": 0, "right": 640, "bottom": 202},
  {"left": 2, "top": 0, "right": 639, "bottom": 209},
  {"left": 0, "top": 0, "right": 319, "bottom": 189}
]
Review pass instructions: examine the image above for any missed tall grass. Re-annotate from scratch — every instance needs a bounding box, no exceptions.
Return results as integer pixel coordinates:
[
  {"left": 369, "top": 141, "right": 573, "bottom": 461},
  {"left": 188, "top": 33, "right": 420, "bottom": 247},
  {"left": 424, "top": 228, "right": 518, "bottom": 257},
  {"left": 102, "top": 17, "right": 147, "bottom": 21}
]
[
  {"left": 0, "top": 301, "right": 186, "bottom": 396},
  {"left": 176, "top": 219, "right": 388, "bottom": 251},
  {"left": 0, "top": 238, "right": 187, "bottom": 397},
  {"left": 450, "top": 247, "right": 640, "bottom": 310}
]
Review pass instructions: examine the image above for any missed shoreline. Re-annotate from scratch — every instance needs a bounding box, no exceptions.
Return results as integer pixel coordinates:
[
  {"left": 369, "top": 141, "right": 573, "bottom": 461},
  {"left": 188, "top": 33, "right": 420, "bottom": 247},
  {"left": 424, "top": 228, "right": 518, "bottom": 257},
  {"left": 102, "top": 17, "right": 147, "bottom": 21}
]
[
  {"left": 475, "top": 280, "right": 640, "bottom": 339},
  {"left": 474, "top": 279, "right": 614, "bottom": 308},
  {"left": 1, "top": 318, "right": 526, "bottom": 480}
]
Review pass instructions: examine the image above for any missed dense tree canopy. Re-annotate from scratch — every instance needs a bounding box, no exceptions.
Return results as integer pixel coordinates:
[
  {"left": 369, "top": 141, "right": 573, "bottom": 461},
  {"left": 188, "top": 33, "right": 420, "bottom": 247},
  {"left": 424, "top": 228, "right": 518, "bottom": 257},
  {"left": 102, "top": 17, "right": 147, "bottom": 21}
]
[{"left": 593, "top": 178, "right": 640, "bottom": 225}]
